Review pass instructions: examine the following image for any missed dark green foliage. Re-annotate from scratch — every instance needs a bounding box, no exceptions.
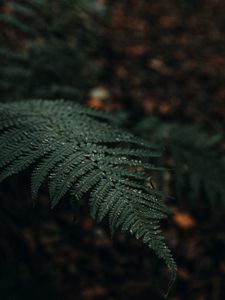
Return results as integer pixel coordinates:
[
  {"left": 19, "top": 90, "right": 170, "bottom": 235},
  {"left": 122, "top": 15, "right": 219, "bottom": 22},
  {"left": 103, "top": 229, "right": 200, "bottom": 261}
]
[
  {"left": 0, "top": 0, "right": 104, "bottom": 101},
  {"left": 0, "top": 100, "right": 176, "bottom": 289},
  {"left": 135, "top": 117, "right": 225, "bottom": 207}
]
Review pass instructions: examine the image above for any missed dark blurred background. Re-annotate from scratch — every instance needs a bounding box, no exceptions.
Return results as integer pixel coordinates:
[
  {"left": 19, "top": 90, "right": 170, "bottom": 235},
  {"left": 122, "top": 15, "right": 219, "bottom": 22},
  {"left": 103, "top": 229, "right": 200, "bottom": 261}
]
[{"left": 0, "top": 1, "right": 225, "bottom": 299}]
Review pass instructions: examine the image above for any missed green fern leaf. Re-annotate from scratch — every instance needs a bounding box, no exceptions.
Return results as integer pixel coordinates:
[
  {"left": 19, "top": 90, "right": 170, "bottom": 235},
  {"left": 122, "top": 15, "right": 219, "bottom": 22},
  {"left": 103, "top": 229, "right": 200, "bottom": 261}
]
[{"left": 0, "top": 100, "right": 176, "bottom": 290}]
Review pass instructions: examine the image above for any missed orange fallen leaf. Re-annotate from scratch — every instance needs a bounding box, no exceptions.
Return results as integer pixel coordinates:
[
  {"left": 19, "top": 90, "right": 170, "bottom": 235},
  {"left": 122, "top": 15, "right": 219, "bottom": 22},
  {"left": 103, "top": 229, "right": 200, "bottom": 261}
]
[
  {"left": 173, "top": 209, "right": 196, "bottom": 229},
  {"left": 158, "top": 102, "right": 173, "bottom": 114},
  {"left": 149, "top": 58, "right": 164, "bottom": 71},
  {"left": 87, "top": 87, "right": 111, "bottom": 111},
  {"left": 87, "top": 97, "right": 105, "bottom": 110}
]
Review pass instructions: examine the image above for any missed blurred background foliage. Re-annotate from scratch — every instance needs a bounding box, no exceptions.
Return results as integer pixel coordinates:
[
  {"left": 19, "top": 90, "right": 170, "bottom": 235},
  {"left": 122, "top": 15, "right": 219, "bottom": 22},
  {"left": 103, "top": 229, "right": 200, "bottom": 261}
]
[
  {"left": 0, "top": 0, "right": 225, "bottom": 299},
  {"left": 0, "top": 0, "right": 104, "bottom": 101}
]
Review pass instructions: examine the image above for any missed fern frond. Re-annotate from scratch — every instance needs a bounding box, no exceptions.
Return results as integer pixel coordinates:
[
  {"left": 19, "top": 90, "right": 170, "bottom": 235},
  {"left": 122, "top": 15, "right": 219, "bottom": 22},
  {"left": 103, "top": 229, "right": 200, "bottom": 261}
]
[
  {"left": 135, "top": 116, "right": 225, "bottom": 207},
  {"left": 0, "top": 100, "right": 176, "bottom": 287}
]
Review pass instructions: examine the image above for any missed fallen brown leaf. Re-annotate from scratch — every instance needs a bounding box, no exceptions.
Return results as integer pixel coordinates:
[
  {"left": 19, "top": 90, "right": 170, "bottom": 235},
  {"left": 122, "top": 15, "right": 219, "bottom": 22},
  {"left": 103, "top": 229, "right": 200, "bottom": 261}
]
[{"left": 173, "top": 208, "right": 196, "bottom": 229}]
